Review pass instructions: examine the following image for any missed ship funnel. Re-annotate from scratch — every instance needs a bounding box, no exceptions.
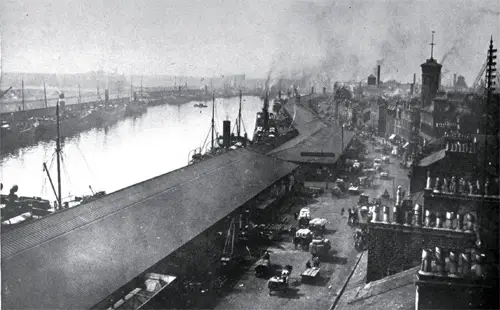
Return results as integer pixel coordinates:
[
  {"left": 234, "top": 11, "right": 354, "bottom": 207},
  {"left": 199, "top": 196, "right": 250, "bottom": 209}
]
[
  {"left": 104, "top": 89, "right": 109, "bottom": 102},
  {"left": 223, "top": 120, "right": 231, "bottom": 149},
  {"left": 58, "top": 93, "right": 66, "bottom": 111}
]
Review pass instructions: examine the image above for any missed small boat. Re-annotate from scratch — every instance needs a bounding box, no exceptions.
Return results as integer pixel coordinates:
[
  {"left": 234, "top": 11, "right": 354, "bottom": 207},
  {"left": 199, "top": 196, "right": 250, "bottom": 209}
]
[{"left": 193, "top": 103, "right": 208, "bottom": 108}]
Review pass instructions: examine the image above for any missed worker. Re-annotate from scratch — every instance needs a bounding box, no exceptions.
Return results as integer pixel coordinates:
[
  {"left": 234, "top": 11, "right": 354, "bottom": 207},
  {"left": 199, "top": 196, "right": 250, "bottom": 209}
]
[
  {"left": 306, "top": 260, "right": 312, "bottom": 269},
  {"left": 293, "top": 235, "right": 300, "bottom": 249},
  {"left": 312, "top": 256, "right": 320, "bottom": 268}
]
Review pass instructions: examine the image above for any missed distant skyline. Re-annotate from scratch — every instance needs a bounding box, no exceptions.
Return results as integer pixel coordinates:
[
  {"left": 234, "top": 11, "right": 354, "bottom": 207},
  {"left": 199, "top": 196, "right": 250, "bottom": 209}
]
[{"left": 1, "top": 0, "right": 499, "bottom": 84}]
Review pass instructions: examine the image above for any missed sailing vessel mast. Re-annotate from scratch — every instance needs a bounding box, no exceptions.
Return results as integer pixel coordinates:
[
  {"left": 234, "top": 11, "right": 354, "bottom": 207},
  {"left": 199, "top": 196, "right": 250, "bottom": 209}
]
[
  {"left": 55, "top": 95, "right": 63, "bottom": 209},
  {"left": 237, "top": 89, "right": 242, "bottom": 137},
  {"left": 21, "top": 79, "right": 25, "bottom": 111},
  {"left": 78, "top": 83, "right": 81, "bottom": 105},
  {"left": 43, "top": 79, "right": 48, "bottom": 108},
  {"left": 211, "top": 93, "right": 215, "bottom": 153},
  {"left": 140, "top": 77, "right": 143, "bottom": 99}
]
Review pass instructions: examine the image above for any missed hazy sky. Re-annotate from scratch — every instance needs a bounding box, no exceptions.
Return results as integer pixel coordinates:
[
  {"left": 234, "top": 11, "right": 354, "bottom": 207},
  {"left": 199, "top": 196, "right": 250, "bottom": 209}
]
[{"left": 1, "top": 0, "right": 499, "bottom": 83}]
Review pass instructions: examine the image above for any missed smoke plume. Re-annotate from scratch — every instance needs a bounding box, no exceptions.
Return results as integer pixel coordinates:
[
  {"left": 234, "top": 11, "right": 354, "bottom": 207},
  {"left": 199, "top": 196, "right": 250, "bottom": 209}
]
[{"left": 266, "top": 0, "right": 499, "bottom": 87}]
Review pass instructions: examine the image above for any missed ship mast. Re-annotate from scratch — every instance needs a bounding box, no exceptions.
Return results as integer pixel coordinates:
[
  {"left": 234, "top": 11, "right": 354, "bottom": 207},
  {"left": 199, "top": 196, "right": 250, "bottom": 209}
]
[
  {"left": 78, "top": 83, "right": 81, "bottom": 105},
  {"left": 237, "top": 89, "right": 242, "bottom": 137},
  {"left": 43, "top": 79, "right": 48, "bottom": 108},
  {"left": 21, "top": 79, "right": 25, "bottom": 111},
  {"left": 211, "top": 93, "right": 215, "bottom": 153},
  {"left": 56, "top": 95, "right": 63, "bottom": 209},
  {"left": 140, "top": 76, "right": 143, "bottom": 99}
]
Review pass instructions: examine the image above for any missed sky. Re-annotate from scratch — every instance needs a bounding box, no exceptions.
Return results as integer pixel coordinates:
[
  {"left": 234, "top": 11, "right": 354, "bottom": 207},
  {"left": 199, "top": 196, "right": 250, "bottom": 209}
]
[{"left": 1, "top": 0, "right": 499, "bottom": 84}]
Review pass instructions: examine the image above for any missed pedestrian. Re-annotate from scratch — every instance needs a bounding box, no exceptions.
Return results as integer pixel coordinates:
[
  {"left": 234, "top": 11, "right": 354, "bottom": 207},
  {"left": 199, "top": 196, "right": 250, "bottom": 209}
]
[
  {"left": 312, "top": 256, "right": 320, "bottom": 267},
  {"left": 294, "top": 212, "right": 298, "bottom": 220},
  {"left": 306, "top": 260, "right": 312, "bottom": 269},
  {"left": 341, "top": 208, "right": 345, "bottom": 216}
]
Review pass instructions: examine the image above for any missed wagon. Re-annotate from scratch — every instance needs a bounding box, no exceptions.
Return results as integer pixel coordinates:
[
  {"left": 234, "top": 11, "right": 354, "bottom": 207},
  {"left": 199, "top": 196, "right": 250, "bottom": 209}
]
[
  {"left": 295, "top": 228, "right": 313, "bottom": 250},
  {"left": 301, "top": 267, "right": 320, "bottom": 282},
  {"left": 297, "top": 207, "right": 311, "bottom": 228},
  {"left": 309, "top": 238, "right": 332, "bottom": 259},
  {"left": 255, "top": 259, "right": 271, "bottom": 278},
  {"left": 308, "top": 218, "right": 327, "bottom": 234},
  {"left": 268, "top": 277, "right": 288, "bottom": 294}
]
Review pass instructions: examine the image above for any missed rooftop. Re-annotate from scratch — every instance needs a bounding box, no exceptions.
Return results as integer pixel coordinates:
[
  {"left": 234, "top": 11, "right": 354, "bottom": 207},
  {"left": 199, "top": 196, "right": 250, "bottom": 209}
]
[
  {"left": 268, "top": 123, "right": 355, "bottom": 165},
  {"left": 335, "top": 253, "right": 416, "bottom": 310},
  {"left": 1, "top": 148, "right": 298, "bottom": 310}
]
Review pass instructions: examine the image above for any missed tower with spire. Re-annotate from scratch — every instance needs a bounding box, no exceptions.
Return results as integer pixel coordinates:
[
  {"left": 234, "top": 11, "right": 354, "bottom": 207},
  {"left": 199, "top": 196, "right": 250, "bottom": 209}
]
[{"left": 420, "top": 31, "right": 443, "bottom": 108}]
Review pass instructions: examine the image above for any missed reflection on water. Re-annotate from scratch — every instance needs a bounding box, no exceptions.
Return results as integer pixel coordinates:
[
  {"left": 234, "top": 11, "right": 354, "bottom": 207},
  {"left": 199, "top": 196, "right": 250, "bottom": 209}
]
[{"left": 0, "top": 96, "right": 263, "bottom": 201}]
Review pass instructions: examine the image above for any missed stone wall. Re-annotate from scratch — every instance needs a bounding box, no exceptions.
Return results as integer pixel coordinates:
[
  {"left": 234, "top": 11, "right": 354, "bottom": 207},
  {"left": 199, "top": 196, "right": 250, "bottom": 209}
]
[{"left": 366, "top": 222, "right": 476, "bottom": 282}]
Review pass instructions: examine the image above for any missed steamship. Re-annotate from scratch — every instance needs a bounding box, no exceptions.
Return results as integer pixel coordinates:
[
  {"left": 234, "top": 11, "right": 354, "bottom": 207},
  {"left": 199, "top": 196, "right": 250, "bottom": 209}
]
[
  {"left": 188, "top": 92, "right": 251, "bottom": 165},
  {"left": 125, "top": 91, "right": 148, "bottom": 116},
  {"left": 253, "top": 91, "right": 278, "bottom": 142}
]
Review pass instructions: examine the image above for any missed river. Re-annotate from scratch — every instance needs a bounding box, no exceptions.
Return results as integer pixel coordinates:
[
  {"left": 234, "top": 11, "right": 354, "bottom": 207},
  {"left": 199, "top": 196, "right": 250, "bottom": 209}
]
[{"left": 0, "top": 96, "right": 263, "bottom": 201}]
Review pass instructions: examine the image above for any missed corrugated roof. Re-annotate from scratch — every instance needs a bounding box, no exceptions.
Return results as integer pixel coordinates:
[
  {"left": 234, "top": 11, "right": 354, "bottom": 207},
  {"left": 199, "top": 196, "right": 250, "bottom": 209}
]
[
  {"left": 417, "top": 149, "right": 446, "bottom": 167},
  {"left": 268, "top": 124, "right": 355, "bottom": 165},
  {"left": 283, "top": 103, "right": 325, "bottom": 130},
  {"left": 1, "top": 148, "right": 297, "bottom": 310}
]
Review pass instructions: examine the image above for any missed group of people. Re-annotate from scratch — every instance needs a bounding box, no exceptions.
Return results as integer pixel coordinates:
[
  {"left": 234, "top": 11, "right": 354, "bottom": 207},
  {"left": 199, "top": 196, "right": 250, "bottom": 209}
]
[{"left": 305, "top": 255, "right": 320, "bottom": 269}]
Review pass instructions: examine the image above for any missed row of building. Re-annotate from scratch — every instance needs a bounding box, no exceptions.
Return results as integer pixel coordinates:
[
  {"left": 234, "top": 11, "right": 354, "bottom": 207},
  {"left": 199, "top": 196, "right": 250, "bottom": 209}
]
[
  {"left": 361, "top": 39, "right": 499, "bottom": 309},
  {"left": 332, "top": 45, "right": 499, "bottom": 165}
]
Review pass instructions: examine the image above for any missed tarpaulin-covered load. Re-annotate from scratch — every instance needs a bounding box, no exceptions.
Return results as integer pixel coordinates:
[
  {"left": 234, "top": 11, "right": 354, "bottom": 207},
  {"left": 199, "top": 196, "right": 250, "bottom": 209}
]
[
  {"left": 298, "top": 207, "right": 311, "bottom": 220},
  {"left": 296, "top": 228, "right": 312, "bottom": 239},
  {"left": 309, "top": 218, "right": 327, "bottom": 227},
  {"left": 308, "top": 218, "right": 327, "bottom": 233}
]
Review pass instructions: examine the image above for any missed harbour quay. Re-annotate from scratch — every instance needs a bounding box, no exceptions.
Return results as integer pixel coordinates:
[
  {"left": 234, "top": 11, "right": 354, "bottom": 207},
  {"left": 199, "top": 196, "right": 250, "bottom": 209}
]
[{"left": 1, "top": 148, "right": 298, "bottom": 310}]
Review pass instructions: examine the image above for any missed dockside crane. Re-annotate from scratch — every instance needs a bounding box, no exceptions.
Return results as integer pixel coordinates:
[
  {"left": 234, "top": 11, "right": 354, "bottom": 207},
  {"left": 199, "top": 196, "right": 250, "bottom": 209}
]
[
  {"left": 472, "top": 58, "right": 488, "bottom": 92},
  {"left": 0, "top": 86, "right": 12, "bottom": 99}
]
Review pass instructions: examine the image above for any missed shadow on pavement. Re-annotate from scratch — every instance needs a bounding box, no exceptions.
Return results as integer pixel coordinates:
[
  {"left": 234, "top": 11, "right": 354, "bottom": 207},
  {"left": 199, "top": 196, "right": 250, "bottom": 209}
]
[
  {"left": 330, "top": 256, "right": 349, "bottom": 265},
  {"left": 272, "top": 287, "right": 303, "bottom": 299},
  {"left": 302, "top": 275, "right": 332, "bottom": 287},
  {"left": 324, "top": 228, "right": 337, "bottom": 235}
]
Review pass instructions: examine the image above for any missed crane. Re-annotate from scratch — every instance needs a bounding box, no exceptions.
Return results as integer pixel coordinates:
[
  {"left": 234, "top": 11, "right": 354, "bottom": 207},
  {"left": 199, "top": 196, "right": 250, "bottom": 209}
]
[
  {"left": 472, "top": 58, "right": 488, "bottom": 92},
  {"left": 0, "top": 86, "right": 12, "bottom": 99}
]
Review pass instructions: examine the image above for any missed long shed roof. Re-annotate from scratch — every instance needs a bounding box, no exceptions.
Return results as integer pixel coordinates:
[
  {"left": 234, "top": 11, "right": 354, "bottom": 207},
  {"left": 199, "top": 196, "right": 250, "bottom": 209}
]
[{"left": 1, "top": 148, "right": 297, "bottom": 310}]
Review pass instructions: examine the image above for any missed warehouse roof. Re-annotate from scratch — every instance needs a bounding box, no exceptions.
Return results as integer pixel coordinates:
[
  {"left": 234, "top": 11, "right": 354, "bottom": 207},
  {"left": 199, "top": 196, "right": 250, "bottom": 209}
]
[
  {"left": 1, "top": 148, "right": 298, "bottom": 310},
  {"left": 268, "top": 123, "right": 355, "bottom": 165}
]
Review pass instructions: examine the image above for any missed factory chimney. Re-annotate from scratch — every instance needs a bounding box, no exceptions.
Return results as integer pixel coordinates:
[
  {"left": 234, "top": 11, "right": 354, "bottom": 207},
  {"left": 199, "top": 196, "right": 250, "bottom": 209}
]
[
  {"left": 311, "top": 86, "right": 314, "bottom": 94},
  {"left": 223, "top": 120, "right": 231, "bottom": 149},
  {"left": 278, "top": 90, "right": 282, "bottom": 99},
  {"left": 453, "top": 74, "right": 457, "bottom": 88},
  {"left": 104, "top": 89, "right": 109, "bottom": 102},
  {"left": 377, "top": 65, "right": 381, "bottom": 87},
  {"left": 323, "top": 87, "right": 326, "bottom": 95},
  {"left": 205, "top": 85, "right": 208, "bottom": 96},
  {"left": 411, "top": 73, "right": 416, "bottom": 95}
]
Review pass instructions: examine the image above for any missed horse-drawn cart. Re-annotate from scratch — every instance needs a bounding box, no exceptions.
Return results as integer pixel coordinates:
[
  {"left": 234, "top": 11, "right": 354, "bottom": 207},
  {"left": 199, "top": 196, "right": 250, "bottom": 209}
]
[
  {"left": 255, "top": 259, "right": 271, "bottom": 278},
  {"left": 309, "top": 218, "right": 327, "bottom": 234},
  {"left": 301, "top": 267, "right": 320, "bottom": 282},
  {"left": 267, "top": 265, "right": 292, "bottom": 295}
]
